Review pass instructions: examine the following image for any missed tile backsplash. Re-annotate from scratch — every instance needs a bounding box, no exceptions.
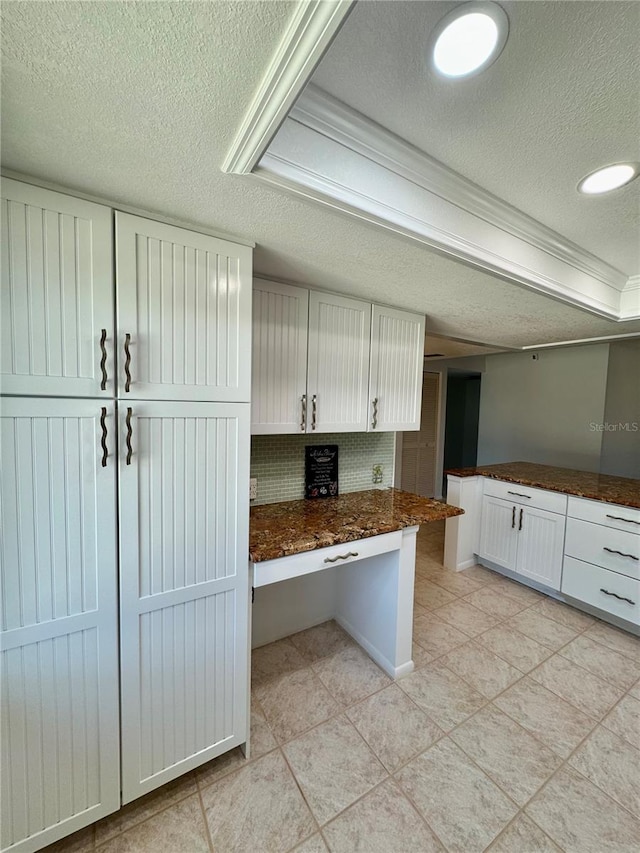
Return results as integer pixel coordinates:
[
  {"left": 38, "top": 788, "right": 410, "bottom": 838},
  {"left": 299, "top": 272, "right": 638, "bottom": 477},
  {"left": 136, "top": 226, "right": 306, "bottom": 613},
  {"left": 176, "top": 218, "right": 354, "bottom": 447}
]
[{"left": 250, "top": 432, "right": 396, "bottom": 505}]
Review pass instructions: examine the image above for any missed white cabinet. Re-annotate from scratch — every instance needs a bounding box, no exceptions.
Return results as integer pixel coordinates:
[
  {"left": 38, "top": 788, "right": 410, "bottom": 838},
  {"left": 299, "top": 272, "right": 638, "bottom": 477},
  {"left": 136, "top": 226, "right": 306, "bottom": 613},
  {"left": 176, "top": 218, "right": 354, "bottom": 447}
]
[
  {"left": 116, "top": 212, "right": 252, "bottom": 402},
  {"left": 516, "top": 505, "right": 565, "bottom": 589},
  {"left": 478, "top": 496, "right": 519, "bottom": 570},
  {"left": 307, "top": 291, "right": 371, "bottom": 433},
  {"left": 250, "top": 280, "right": 426, "bottom": 435},
  {"left": 118, "top": 401, "right": 250, "bottom": 802},
  {"left": 1, "top": 180, "right": 252, "bottom": 852},
  {"left": 251, "top": 279, "right": 309, "bottom": 434},
  {"left": 1, "top": 178, "right": 114, "bottom": 398},
  {"left": 369, "top": 305, "right": 425, "bottom": 431},
  {"left": 0, "top": 398, "right": 120, "bottom": 851},
  {"left": 478, "top": 486, "right": 565, "bottom": 590}
]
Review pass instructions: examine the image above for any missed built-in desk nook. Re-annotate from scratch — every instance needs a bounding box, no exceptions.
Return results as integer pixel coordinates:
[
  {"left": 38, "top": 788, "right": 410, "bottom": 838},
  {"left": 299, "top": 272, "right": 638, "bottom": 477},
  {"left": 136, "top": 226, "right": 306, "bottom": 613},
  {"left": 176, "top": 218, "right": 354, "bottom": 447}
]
[{"left": 249, "top": 489, "right": 463, "bottom": 678}]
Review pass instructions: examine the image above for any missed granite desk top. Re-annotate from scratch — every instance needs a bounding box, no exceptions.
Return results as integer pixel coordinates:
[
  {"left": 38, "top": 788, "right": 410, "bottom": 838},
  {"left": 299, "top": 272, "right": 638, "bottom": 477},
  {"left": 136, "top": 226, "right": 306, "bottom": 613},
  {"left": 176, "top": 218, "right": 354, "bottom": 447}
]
[
  {"left": 249, "top": 488, "right": 464, "bottom": 562},
  {"left": 445, "top": 462, "right": 640, "bottom": 509}
]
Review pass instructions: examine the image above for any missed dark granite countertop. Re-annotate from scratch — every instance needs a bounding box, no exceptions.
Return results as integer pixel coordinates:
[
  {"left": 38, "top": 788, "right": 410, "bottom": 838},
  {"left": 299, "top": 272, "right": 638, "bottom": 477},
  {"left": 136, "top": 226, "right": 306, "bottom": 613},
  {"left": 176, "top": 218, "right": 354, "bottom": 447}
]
[
  {"left": 249, "top": 488, "right": 464, "bottom": 562},
  {"left": 445, "top": 462, "right": 640, "bottom": 509}
]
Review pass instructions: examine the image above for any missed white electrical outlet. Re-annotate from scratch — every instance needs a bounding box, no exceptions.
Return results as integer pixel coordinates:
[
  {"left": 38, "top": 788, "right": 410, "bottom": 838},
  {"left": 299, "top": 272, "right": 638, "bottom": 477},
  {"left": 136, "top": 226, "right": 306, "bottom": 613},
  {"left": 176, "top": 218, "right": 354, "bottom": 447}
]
[{"left": 249, "top": 478, "right": 258, "bottom": 500}]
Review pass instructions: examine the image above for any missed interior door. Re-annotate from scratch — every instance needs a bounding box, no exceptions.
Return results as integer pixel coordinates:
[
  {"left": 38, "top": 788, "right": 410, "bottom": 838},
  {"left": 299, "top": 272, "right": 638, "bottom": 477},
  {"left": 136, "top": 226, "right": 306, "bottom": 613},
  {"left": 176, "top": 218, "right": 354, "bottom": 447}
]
[
  {"left": 306, "top": 291, "right": 371, "bottom": 432},
  {"left": 118, "top": 400, "right": 250, "bottom": 802},
  {"left": 478, "top": 495, "right": 519, "bottom": 570},
  {"left": 0, "top": 398, "right": 119, "bottom": 852},
  {"left": 1, "top": 178, "right": 114, "bottom": 398},
  {"left": 369, "top": 305, "right": 425, "bottom": 432},
  {"left": 115, "top": 212, "right": 252, "bottom": 403},
  {"left": 251, "top": 279, "right": 309, "bottom": 434},
  {"left": 516, "top": 506, "right": 565, "bottom": 590}
]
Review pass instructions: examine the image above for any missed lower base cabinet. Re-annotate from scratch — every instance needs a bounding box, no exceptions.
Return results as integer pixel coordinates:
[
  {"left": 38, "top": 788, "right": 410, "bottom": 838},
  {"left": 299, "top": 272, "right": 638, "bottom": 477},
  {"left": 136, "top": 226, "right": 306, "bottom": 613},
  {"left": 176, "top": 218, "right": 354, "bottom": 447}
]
[
  {"left": 478, "top": 494, "right": 565, "bottom": 590},
  {"left": 0, "top": 400, "right": 250, "bottom": 851}
]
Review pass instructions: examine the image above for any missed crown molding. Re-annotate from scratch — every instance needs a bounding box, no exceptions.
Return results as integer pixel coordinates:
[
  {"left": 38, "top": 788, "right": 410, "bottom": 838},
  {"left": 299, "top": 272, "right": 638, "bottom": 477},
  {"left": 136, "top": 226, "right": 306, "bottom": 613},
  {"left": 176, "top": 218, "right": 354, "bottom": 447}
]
[
  {"left": 221, "top": 2, "right": 354, "bottom": 175},
  {"left": 620, "top": 275, "right": 640, "bottom": 320},
  {"left": 291, "top": 86, "right": 628, "bottom": 293},
  {"left": 256, "top": 153, "right": 623, "bottom": 320}
]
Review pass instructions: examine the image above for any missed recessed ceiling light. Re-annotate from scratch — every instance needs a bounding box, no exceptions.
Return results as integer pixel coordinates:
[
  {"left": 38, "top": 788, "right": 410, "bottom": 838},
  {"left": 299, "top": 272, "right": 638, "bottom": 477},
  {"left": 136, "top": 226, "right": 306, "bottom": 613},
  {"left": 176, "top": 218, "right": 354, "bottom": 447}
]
[
  {"left": 430, "top": 2, "right": 509, "bottom": 79},
  {"left": 577, "top": 163, "right": 639, "bottom": 195}
]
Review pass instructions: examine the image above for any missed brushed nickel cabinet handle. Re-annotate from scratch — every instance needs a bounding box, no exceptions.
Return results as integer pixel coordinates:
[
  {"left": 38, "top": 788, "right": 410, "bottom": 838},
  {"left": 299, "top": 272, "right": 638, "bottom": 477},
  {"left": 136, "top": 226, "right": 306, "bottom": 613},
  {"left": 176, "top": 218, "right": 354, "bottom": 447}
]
[
  {"left": 124, "top": 333, "right": 132, "bottom": 393},
  {"left": 125, "top": 407, "right": 133, "bottom": 465},
  {"left": 600, "top": 588, "right": 636, "bottom": 606},
  {"left": 312, "top": 394, "right": 317, "bottom": 431},
  {"left": 99, "top": 329, "right": 108, "bottom": 391},
  {"left": 100, "top": 407, "right": 108, "bottom": 467},
  {"left": 300, "top": 394, "right": 307, "bottom": 432},
  {"left": 606, "top": 514, "right": 640, "bottom": 526},
  {"left": 518, "top": 507, "right": 523, "bottom": 531},
  {"left": 508, "top": 491, "right": 531, "bottom": 498},
  {"left": 324, "top": 551, "right": 359, "bottom": 563},
  {"left": 603, "top": 547, "right": 639, "bottom": 561},
  {"left": 512, "top": 506, "right": 516, "bottom": 529},
  {"left": 371, "top": 397, "right": 378, "bottom": 430}
]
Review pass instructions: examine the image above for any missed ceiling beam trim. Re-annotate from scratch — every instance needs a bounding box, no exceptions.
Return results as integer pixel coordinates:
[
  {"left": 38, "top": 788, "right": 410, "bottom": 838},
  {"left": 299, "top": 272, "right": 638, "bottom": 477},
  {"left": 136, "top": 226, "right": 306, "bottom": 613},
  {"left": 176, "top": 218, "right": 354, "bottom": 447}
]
[
  {"left": 259, "top": 85, "right": 636, "bottom": 322},
  {"left": 221, "top": 1, "right": 355, "bottom": 175},
  {"left": 259, "top": 137, "right": 623, "bottom": 321}
]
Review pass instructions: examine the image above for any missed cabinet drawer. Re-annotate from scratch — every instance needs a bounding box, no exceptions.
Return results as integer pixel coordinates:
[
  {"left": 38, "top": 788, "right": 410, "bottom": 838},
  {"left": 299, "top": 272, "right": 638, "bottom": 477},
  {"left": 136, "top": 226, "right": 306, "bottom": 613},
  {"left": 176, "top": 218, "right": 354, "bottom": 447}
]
[
  {"left": 562, "top": 556, "right": 640, "bottom": 626},
  {"left": 252, "top": 531, "right": 402, "bottom": 587},
  {"left": 567, "top": 496, "right": 640, "bottom": 532},
  {"left": 565, "top": 518, "right": 640, "bottom": 580},
  {"left": 482, "top": 479, "right": 567, "bottom": 514}
]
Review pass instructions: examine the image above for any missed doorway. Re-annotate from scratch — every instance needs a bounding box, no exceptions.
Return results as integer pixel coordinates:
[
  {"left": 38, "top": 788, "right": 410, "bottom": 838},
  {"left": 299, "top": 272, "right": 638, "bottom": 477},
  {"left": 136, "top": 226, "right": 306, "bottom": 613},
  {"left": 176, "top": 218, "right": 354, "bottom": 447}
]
[
  {"left": 399, "top": 372, "right": 440, "bottom": 497},
  {"left": 443, "top": 372, "right": 481, "bottom": 489}
]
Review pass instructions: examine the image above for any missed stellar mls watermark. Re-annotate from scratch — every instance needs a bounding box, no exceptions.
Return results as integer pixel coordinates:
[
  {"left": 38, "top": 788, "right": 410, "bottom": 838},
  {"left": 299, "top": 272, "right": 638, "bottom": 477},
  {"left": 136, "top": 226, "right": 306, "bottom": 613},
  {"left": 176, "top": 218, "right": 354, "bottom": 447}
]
[{"left": 589, "top": 422, "right": 639, "bottom": 432}]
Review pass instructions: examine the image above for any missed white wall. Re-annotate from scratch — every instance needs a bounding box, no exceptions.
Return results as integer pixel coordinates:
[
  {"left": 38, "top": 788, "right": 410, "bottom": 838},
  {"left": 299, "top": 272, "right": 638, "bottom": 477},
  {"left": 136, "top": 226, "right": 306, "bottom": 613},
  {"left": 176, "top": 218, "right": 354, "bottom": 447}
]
[
  {"left": 477, "top": 345, "right": 610, "bottom": 473},
  {"left": 600, "top": 340, "right": 640, "bottom": 479}
]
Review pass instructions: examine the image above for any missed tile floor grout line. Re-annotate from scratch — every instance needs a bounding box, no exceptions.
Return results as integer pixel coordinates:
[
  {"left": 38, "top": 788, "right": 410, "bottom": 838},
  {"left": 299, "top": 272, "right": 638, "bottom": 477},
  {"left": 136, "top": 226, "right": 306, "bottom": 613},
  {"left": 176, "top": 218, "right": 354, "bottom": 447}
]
[
  {"left": 196, "top": 783, "right": 216, "bottom": 853},
  {"left": 276, "top": 744, "right": 330, "bottom": 840}
]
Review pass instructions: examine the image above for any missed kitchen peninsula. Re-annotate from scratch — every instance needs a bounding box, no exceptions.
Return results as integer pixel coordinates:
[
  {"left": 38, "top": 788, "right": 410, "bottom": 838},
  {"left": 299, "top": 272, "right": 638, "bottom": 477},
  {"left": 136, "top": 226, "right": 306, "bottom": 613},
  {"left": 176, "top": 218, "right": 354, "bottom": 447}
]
[
  {"left": 444, "top": 462, "right": 640, "bottom": 633},
  {"left": 249, "top": 489, "right": 463, "bottom": 678}
]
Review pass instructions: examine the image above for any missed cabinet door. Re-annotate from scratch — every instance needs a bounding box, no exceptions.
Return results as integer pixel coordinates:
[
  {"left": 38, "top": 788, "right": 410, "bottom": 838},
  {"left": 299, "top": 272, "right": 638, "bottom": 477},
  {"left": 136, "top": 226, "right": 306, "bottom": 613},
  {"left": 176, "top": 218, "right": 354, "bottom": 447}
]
[
  {"left": 369, "top": 305, "right": 425, "bottom": 431},
  {"left": 118, "top": 401, "right": 250, "bottom": 803},
  {"left": 516, "top": 506, "right": 565, "bottom": 590},
  {"left": 1, "top": 178, "right": 114, "bottom": 398},
  {"left": 307, "top": 291, "right": 371, "bottom": 432},
  {"left": 251, "top": 279, "right": 309, "bottom": 434},
  {"left": 478, "top": 496, "right": 518, "bottom": 570},
  {"left": 0, "top": 398, "right": 119, "bottom": 852},
  {"left": 116, "top": 212, "right": 252, "bottom": 402}
]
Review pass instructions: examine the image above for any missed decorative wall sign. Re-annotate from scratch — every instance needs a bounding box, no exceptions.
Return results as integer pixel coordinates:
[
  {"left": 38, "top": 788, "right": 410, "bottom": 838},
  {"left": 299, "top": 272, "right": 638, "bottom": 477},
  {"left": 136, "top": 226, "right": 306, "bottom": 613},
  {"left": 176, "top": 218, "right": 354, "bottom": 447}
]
[{"left": 305, "top": 445, "right": 339, "bottom": 499}]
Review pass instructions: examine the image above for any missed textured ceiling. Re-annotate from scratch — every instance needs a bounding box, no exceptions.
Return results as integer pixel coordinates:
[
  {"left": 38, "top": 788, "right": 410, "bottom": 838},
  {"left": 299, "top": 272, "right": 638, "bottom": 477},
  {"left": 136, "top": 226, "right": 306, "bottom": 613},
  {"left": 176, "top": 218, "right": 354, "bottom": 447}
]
[
  {"left": 312, "top": 0, "right": 640, "bottom": 275},
  {"left": 2, "top": 0, "right": 640, "bottom": 348}
]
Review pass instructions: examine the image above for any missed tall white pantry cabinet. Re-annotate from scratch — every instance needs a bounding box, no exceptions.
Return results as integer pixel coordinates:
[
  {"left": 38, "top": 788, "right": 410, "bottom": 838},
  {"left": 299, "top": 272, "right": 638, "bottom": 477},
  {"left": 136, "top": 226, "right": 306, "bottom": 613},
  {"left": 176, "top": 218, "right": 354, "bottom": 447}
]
[{"left": 0, "top": 179, "right": 252, "bottom": 852}]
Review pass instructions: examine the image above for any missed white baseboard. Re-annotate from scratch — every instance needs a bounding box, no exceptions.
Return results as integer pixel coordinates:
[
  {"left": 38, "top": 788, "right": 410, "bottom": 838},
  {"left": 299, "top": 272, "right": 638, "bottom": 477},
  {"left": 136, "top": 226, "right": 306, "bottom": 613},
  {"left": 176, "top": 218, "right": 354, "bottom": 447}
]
[{"left": 335, "top": 615, "right": 414, "bottom": 679}]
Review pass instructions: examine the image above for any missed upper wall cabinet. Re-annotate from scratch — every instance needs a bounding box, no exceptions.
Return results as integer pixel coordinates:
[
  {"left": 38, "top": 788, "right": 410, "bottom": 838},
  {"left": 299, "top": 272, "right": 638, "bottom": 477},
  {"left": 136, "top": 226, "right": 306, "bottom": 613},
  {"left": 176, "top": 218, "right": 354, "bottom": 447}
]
[
  {"left": 369, "top": 305, "right": 425, "bottom": 432},
  {"left": 307, "top": 291, "right": 372, "bottom": 433},
  {"left": 116, "top": 213, "right": 252, "bottom": 403},
  {"left": 250, "top": 279, "right": 425, "bottom": 434},
  {"left": 1, "top": 178, "right": 114, "bottom": 398},
  {"left": 251, "top": 279, "right": 309, "bottom": 434}
]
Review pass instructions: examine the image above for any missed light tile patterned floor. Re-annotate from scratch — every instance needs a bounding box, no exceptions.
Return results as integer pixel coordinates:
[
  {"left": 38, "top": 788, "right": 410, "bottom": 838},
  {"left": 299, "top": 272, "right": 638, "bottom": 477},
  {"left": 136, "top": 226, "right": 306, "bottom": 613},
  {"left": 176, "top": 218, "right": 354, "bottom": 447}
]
[{"left": 46, "top": 522, "right": 640, "bottom": 852}]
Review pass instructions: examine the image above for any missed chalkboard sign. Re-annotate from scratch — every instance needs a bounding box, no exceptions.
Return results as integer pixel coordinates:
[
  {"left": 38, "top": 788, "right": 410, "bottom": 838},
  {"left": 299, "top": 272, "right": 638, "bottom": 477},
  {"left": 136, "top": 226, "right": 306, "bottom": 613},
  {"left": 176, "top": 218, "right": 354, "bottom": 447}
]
[{"left": 305, "top": 445, "right": 339, "bottom": 499}]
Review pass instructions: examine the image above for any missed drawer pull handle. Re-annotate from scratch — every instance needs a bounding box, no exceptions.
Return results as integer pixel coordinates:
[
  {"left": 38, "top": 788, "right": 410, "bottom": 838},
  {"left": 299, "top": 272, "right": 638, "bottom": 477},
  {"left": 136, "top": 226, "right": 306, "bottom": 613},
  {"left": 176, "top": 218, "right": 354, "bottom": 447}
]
[
  {"left": 125, "top": 407, "right": 133, "bottom": 465},
  {"left": 508, "top": 491, "right": 531, "bottom": 498},
  {"left": 518, "top": 507, "right": 523, "bottom": 531},
  {"left": 123, "top": 333, "right": 132, "bottom": 392},
  {"left": 324, "top": 551, "right": 359, "bottom": 563},
  {"left": 100, "top": 407, "right": 108, "bottom": 467},
  {"left": 603, "top": 547, "right": 639, "bottom": 561},
  {"left": 312, "top": 394, "right": 317, "bottom": 431},
  {"left": 511, "top": 506, "right": 516, "bottom": 529},
  {"left": 606, "top": 514, "right": 640, "bottom": 526},
  {"left": 371, "top": 397, "right": 378, "bottom": 430},
  {"left": 600, "top": 588, "right": 636, "bottom": 606},
  {"left": 300, "top": 395, "right": 307, "bottom": 431}
]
